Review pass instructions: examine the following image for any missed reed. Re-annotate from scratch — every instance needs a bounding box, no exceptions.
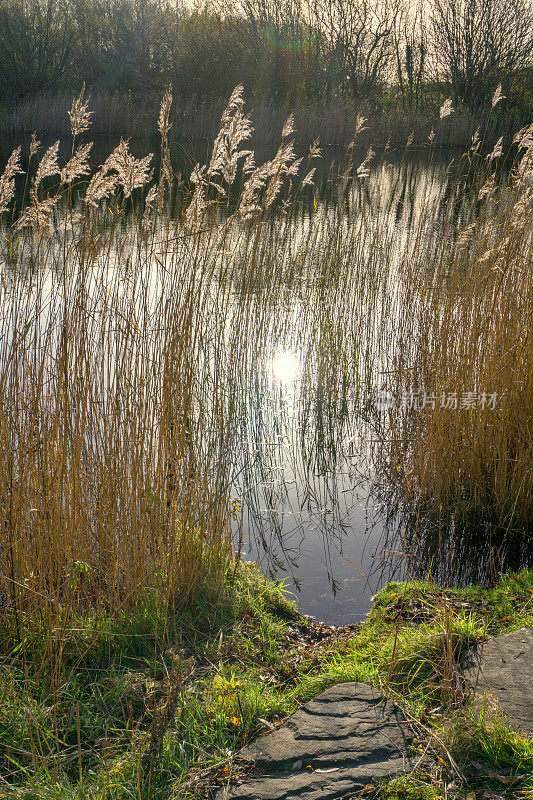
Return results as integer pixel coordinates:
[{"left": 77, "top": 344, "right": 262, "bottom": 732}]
[
  {"left": 0, "top": 92, "right": 236, "bottom": 643},
  {"left": 0, "top": 84, "right": 531, "bottom": 649},
  {"left": 384, "top": 127, "right": 533, "bottom": 538},
  {"left": 0, "top": 90, "right": 526, "bottom": 149},
  {"left": 0, "top": 84, "right": 340, "bottom": 657}
]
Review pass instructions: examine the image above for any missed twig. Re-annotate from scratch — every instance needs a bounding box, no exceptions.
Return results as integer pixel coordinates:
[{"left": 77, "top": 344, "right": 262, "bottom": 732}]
[
  {"left": 380, "top": 681, "right": 467, "bottom": 784},
  {"left": 141, "top": 664, "right": 184, "bottom": 775}
]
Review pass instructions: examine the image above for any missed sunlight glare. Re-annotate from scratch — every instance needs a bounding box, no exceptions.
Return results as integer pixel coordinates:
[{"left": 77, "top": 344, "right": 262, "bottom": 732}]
[{"left": 271, "top": 349, "right": 302, "bottom": 384}]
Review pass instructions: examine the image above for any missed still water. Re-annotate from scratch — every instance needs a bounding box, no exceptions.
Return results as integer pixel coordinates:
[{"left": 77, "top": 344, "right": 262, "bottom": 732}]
[{"left": 1, "top": 135, "right": 528, "bottom": 623}]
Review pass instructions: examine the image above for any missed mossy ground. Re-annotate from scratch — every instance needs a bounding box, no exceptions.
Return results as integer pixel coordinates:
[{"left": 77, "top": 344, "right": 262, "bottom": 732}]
[{"left": 1, "top": 567, "right": 532, "bottom": 799}]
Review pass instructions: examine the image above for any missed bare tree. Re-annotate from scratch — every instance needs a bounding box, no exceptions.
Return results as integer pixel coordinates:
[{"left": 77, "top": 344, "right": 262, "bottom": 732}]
[
  {"left": 394, "top": 0, "right": 427, "bottom": 110},
  {"left": 0, "top": 0, "right": 73, "bottom": 97},
  {"left": 429, "top": 0, "right": 533, "bottom": 108},
  {"left": 240, "top": 0, "right": 304, "bottom": 36},
  {"left": 237, "top": 0, "right": 321, "bottom": 101},
  {"left": 309, "top": 0, "right": 401, "bottom": 104}
]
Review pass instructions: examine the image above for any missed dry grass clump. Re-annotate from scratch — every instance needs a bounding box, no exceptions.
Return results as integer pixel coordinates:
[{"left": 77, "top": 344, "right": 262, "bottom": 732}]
[{"left": 386, "top": 123, "right": 533, "bottom": 535}]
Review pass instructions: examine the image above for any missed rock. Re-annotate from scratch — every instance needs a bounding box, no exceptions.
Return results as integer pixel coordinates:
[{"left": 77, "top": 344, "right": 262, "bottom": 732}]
[
  {"left": 216, "top": 682, "right": 415, "bottom": 799},
  {"left": 462, "top": 626, "right": 533, "bottom": 736}
]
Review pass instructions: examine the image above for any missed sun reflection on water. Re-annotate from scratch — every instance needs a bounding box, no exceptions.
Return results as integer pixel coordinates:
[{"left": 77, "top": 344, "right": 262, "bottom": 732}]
[{"left": 271, "top": 349, "right": 302, "bottom": 384}]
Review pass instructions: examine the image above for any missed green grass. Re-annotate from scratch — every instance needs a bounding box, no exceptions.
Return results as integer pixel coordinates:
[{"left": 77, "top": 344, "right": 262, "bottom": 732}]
[
  {"left": 371, "top": 571, "right": 533, "bottom": 634},
  {"left": 1, "top": 566, "right": 532, "bottom": 799}
]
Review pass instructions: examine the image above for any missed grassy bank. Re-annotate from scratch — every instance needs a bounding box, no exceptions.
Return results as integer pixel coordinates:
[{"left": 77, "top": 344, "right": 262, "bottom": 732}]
[
  {"left": 1, "top": 565, "right": 532, "bottom": 799},
  {"left": 0, "top": 91, "right": 529, "bottom": 149}
]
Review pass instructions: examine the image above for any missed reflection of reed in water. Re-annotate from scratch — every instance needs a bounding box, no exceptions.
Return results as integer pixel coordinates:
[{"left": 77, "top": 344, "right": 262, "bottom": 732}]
[
  {"left": 0, "top": 83, "right": 531, "bottom": 632},
  {"left": 375, "top": 502, "right": 533, "bottom": 588}
]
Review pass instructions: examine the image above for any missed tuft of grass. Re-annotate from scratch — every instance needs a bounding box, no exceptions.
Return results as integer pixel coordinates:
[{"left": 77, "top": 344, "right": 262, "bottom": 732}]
[
  {"left": 371, "top": 570, "right": 533, "bottom": 633},
  {"left": 0, "top": 565, "right": 307, "bottom": 799}
]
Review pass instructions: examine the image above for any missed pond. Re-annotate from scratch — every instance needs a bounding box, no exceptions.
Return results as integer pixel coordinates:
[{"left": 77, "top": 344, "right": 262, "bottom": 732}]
[{"left": 0, "top": 132, "right": 530, "bottom": 623}]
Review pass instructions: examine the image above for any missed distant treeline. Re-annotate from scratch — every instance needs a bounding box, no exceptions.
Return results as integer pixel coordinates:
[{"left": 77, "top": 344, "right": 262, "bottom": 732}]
[{"left": 0, "top": 0, "right": 532, "bottom": 117}]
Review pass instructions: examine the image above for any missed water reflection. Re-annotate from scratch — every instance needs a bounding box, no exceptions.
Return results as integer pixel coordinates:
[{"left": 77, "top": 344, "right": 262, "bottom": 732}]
[
  {"left": 0, "top": 134, "right": 527, "bottom": 624},
  {"left": 233, "top": 336, "right": 391, "bottom": 623},
  {"left": 271, "top": 349, "right": 301, "bottom": 384}
]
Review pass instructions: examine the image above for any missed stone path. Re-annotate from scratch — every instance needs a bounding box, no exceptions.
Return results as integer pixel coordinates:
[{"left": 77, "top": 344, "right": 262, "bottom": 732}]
[
  {"left": 462, "top": 626, "right": 533, "bottom": 736},
  {"left": 216, "top": 683, "right": 414, "bottom": 800}
]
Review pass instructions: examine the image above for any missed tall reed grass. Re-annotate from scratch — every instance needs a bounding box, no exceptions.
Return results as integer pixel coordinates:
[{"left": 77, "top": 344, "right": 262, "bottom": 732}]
[
  {"left": 383, "top": 130, "right": 533, "bottom": 539},
  {"left": 0, "top": 90, "right": 526, "bottom": 149},
  {"left": 0, "top": 84, "right": 531, "bottom": 656}
]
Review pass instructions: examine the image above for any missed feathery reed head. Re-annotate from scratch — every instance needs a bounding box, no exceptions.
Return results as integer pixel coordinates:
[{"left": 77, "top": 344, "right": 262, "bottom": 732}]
[
  {"left": 0, "top": 146, "right": 23, "bottom": 216},
  {"left": 491, "top": 84, "right": 505, "bottom": 109},
  {"left": 69, "top": 83, "right": 93, "bottom": 138},
  {"left": 158, "top": 88, "right": 173, "bottom": 139},
  {"left": 439, "top": 98, "right": 454, "bottom": 120}
]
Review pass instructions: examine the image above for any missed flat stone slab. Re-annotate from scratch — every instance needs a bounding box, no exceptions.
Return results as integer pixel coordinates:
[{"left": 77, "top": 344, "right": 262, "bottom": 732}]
[
  {"left": 463, "top": 627, "right": 533, "bottom": 735},
  {"left": 216, "top": 683, "right": 414, "bottom": 799}
]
